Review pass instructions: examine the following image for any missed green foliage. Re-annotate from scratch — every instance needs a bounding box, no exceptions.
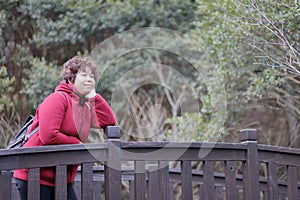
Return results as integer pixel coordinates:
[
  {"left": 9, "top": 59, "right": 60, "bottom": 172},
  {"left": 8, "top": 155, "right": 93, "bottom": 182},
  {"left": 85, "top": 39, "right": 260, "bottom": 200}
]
[
  {"left": 22, "top": 58, "right": 61, "bottom": 108},
  {"left": 193, "top": 0, "right": 299, "bottom": 100},
  {"left": 101, "top": 0, "right": 196, "bottom": 32},
  {"left": 191, "top": 0, "right": 300, "bottom": 144},
  {"left": 166, "top": 112, "right": 226, "bottom": 142},
  {"left": 0, "top": 66, "right": 15, "bottom": 112},
  {"left": 2, "top": 0, "right": 299, "bottom": 146},
  {"left": 0, "top": 110, "right": 21, "bottom": 149},
  {"left": 18, "top": 0, "right": 197, "bottom": 62},
  {"left": 163, "top": 56, "right": 227, "bottom": 141},
  {"left": 1, "top": 0, "right": 198, "bottom": 112},
  {"left": 245, "top": 68, "right": 284, "bottom": 99}
]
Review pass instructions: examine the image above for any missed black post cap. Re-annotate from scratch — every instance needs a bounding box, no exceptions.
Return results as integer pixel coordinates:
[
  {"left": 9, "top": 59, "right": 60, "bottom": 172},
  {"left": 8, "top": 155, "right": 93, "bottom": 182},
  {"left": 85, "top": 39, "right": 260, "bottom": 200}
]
[{"left": 240, "top": 129, "right": 257, "bottom": 142}]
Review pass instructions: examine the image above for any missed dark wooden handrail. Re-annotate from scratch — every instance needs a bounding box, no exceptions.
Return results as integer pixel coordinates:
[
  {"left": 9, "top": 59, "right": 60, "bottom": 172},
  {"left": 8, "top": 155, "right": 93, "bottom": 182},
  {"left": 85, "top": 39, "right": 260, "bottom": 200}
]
[{"left": 0, "top": 127, "right": 300, "bottom": 199}]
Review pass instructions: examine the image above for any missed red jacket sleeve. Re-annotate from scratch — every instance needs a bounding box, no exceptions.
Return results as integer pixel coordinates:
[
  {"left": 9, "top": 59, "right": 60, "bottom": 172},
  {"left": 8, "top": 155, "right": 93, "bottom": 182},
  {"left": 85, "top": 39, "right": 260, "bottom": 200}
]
[
  {"left": 38, "top": 93, "right": 81, "bottom": 145},
  {"left": 90, "top": 94, "right": 116, "bottom": 128}
]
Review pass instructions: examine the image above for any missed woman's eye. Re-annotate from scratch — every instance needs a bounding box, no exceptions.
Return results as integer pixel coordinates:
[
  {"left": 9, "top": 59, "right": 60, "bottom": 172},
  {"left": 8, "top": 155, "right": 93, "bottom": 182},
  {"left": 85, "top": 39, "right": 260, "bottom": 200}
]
[{"left": 79, "top": 72, "right": 94, "bottom": 79}]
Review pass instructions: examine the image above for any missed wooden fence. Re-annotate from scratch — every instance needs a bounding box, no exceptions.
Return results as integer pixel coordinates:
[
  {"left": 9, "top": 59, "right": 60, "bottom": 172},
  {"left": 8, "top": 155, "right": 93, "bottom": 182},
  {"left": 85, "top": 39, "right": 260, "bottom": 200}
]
[{"left": 0, "top": 127, "right": 300, "bottom": 200}]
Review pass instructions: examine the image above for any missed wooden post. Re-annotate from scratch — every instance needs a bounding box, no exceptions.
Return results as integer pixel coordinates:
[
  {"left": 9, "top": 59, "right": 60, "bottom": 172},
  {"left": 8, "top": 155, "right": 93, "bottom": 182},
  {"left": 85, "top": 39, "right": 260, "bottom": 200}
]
[
  {"left": 104, "top": 126, "right": 122, "bottom": 200},
  {"left": 181, "top": 161, "right": 192, "bottom": 200},
  {"left": 134, "top": 160, "right": 146, "bottom": 200},
  {"left": 28, "top": 168, "right": 40, "bottom": 200},
  {"left": 81, "top": 162, "right": 93, "bottom": 200},
  {"left": 240, "top": 129, "right": 260, "bottom": 200},
  {"left": 203, "top": 160, "right": 215, "bottom": 200},
  {"left": 158, "top": 161, "right": 170, "bottom": 200},
  {"left": 266, "top": 161, "right": 278, "bottom": 200},
  {"left": 287, "top": 165, "right": 297, "bottom": 200},
  {"left": 0, "top": 170, "right": 12, "bottom": 200},
  {"left": 147, "top": 164, "right": 159, "bottom": 200},
  {"left": 225, "top": 161, "right": 238, "bottom": 199},
  {"left": 55, "top": 165, "right": 67, "bottom": 200}
]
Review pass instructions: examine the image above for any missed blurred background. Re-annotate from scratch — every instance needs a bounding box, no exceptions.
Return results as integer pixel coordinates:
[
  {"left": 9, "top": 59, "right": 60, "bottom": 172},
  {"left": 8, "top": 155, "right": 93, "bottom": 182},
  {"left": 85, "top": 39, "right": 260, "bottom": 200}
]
[{"left": 0, "top": 0, "right": 299, "bottom": 149}]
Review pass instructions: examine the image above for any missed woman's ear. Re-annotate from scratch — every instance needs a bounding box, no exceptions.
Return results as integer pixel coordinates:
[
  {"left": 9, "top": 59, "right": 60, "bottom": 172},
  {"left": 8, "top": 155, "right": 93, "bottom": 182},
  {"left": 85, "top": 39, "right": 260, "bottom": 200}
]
[
  {"left": 67, "top": 75, "right": 75, "bottom": 84},
  {"left": 67, "top": 78, "right": 73, "bottom": 84}
]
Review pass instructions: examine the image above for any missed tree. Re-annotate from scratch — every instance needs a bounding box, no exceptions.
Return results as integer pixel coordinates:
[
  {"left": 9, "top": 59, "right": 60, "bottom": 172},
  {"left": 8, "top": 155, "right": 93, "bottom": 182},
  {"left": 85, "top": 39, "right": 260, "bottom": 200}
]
[
  {"left": 0, "top": 0, "right": 199, "bottom": 147},
  {"left": 0, "top": 0, "right": 198, "bottom": 119},
  {"left": 192, "top": 0, "right": 300, "bottom": 147}
]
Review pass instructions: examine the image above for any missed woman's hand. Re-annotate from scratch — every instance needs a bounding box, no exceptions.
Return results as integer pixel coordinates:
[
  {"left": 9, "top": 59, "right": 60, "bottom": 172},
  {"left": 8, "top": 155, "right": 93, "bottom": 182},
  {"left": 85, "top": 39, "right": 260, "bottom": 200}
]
[{"left": 85, "top": 88, "right": 96, "bottom": 99}]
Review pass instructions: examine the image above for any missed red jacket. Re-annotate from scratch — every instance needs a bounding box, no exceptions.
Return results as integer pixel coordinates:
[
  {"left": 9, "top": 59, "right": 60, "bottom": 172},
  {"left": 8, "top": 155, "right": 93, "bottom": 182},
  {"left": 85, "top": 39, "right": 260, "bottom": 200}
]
[{"left": 14, "top": 81, "right": 116, "bottom": 186}]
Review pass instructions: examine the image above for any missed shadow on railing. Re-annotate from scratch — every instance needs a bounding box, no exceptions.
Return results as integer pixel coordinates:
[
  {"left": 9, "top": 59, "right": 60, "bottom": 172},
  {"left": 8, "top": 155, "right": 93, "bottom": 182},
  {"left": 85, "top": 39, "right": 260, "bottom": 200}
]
[{"left": 1, "top": 127, "right": 300, "bottom": 200}]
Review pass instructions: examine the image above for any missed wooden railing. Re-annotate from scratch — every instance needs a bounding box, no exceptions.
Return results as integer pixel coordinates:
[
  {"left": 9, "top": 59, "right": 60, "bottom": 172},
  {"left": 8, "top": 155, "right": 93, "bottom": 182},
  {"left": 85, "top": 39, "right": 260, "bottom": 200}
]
[{"left": 0, "top": 127, "right": 300, "bottom": 200}]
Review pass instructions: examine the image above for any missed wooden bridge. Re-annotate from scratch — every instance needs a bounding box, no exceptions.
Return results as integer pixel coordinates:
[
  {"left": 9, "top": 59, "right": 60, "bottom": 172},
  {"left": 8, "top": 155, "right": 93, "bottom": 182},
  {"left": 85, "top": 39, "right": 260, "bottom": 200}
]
[{"left": 0, "top": 127, "right": 300, "bottom": 200}]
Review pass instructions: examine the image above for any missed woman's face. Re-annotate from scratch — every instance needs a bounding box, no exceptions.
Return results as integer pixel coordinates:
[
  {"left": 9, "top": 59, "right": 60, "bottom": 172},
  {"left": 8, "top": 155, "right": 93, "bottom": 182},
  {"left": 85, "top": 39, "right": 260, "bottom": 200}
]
[{"left": 73, "top": 67, "right": 95, "bottom": 96}]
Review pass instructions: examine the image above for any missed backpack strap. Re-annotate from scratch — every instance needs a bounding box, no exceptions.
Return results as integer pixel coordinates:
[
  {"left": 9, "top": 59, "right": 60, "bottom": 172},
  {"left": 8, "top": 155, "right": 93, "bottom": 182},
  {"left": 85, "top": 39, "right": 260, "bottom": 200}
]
[
  {"left": 57, "top": 91, "right": 67, "bottom": 101},
  {"left": 24, "top": 126, "right": 39, "bottom": 142},
  {"left": 26, "top": 92, "right": 67, "bottom": 138}
]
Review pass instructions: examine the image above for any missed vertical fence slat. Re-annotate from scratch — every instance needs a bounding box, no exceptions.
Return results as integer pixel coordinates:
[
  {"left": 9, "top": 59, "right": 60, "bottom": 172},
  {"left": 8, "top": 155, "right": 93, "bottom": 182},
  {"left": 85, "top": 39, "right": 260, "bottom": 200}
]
[
  {"left": 287, "top": 165, "right": 297, "bottom": 200},
  {"left": 28, "top": 168, "right": 40, "bottom": 200},
  {"left": 240, "top": 129, "right": 260, "bottom": 200},
  {"left": 129, "top": 180, "right": 135, "bottom": 200},
  {"left": 104, "top": 145, "right": 121, "bottom": 200},
  {"left": 148, "top": 164, "right": 159, "bottom": 200},
  {"left": 215, "top": 186, "right": 224, "bottom": 200},
  {"left": 0, "top": 170, "right": 12, "bottom": 200},
  {"left": 263, "top": 190, "right": 269, "bottom": 200},
  {"left": 93, "top": 180, "right": 101, "bottom": 200},
  {"left": 134, "top": 160, "right": 146, "bottom": 200},
  {"left": 267, "top": 161, "right": 278, "bottom": 200},
  {"left": 158, "top": 161, "right": 169, "bottom": 200},
  {"left": 278, "top": 193, "right": 286, "bottom": 200},
  {"left": 55, "top": 164, "right": 67, "bottom": 200},
  {"left": 104, "top": 126, "right": 121, "bottom": 200},
  {"left": 181, "top": 160, "right": 192, "bottom": 200},
  {"left": 203, "top": 160, "right": 215, "bottom": 200},
  {"left": 81, "top": 162, "right": 93, "bottom": 200},
  {"left": 225, "top": 161, "right": 238, "bottom": 199},
  {"left": 198, "top": 184, "right": 203, "bottom": 199},
  {"left": 169, "top": 181, "right": 175, "bottom": 199}
]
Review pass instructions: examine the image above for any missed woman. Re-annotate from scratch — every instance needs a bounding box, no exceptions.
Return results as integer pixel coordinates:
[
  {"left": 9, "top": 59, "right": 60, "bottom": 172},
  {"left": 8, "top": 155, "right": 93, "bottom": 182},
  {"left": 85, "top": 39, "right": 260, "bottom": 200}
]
[{"left": 14, "top": 56, "right": 116, "bottom": 200}]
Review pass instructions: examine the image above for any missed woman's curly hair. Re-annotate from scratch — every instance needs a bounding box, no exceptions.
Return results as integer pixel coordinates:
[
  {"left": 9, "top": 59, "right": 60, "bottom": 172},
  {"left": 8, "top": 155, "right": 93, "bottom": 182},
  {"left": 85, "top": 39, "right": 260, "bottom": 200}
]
[{"left": 61, "top": 56, "right": 98, "bottom": 84}]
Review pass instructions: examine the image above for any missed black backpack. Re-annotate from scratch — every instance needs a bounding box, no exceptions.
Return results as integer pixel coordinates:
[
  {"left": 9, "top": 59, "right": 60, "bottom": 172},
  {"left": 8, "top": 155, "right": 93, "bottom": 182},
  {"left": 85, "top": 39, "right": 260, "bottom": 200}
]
[
  {"left": 7, "top": 115, "right": 39, "bottom": 149},
  {"left": 6, "top": 92, "right": 69, "bottom": 149},
  {"left": 6, "top": 91, "right": 90, "bottom": 149}
]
